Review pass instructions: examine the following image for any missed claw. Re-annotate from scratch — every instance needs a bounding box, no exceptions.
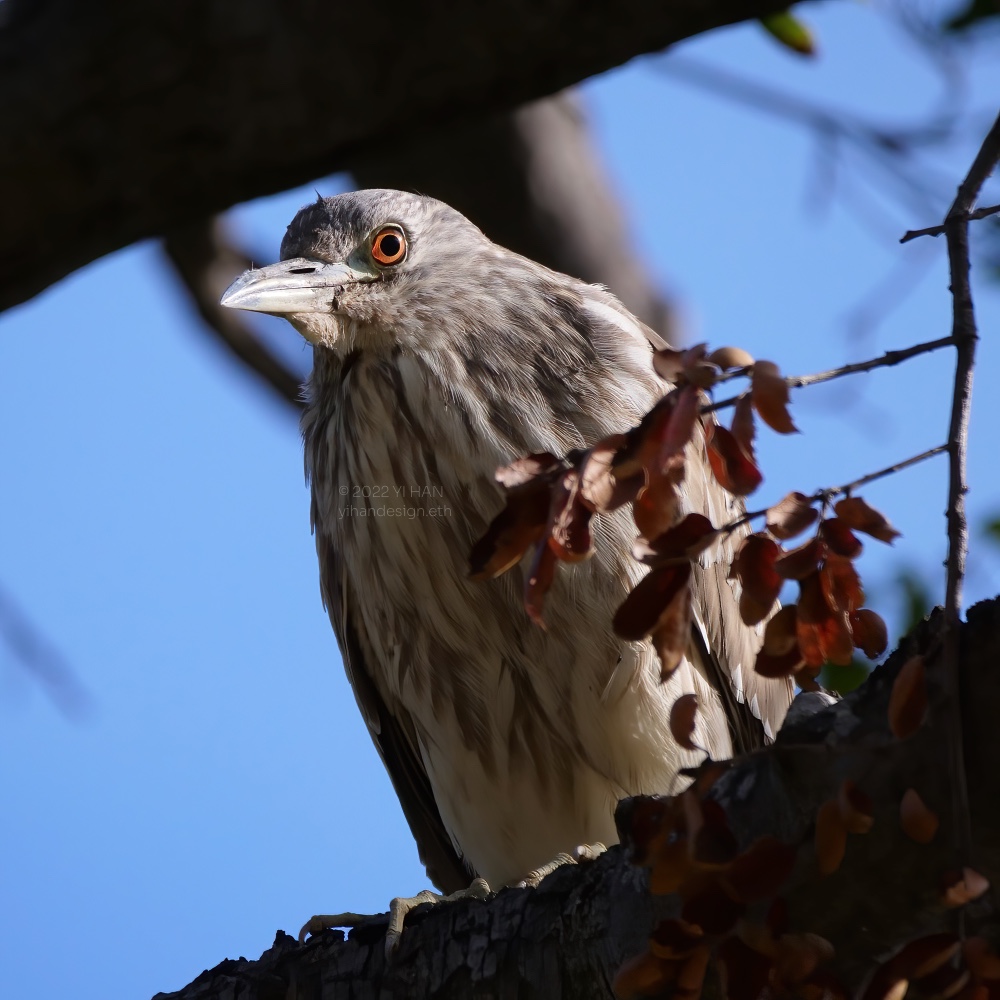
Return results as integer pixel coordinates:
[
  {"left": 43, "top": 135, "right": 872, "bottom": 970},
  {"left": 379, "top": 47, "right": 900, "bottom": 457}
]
[{"left": 297, "top": 911, "right": 370, "bottom": 943}]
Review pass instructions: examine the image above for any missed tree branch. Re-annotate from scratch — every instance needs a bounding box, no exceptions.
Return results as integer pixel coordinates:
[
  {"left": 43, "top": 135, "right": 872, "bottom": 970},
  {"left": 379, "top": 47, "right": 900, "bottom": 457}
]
[
  {"left": 0, "top": 0, "right": 817, "bottom": 313},
  {"left": 152, "top": 600, "right": 1000, "bottom": 999},
  {"left": 900, "top": 203, "right": 1000, "bottom": 243}
]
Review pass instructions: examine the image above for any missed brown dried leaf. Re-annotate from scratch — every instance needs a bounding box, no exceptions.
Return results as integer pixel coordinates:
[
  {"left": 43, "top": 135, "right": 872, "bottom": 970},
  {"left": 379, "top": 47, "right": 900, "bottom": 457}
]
[
  {"left": 762, "top": 605, "right": 799, "bottom": 656},
  {"left": 899, "top": 789, "right": 938, "bottom": 845},
  {"left": 798, "top": 571, "right": 832, "bottom": 624},
  {"left": 751, "top": 360, "right": 798, "bottom": 434},
  {"left": 731, "top": 393, "right": 756, "bottom": 458},
  {"left": 676, "top": 944, "right": 711, "bottom": 1000},
  {"left": 818, "top": 610, "right": 856, "bottom": 667},
  {"left": 835, "top": 496, "right": 901, "bottom": 544},
  {"left": 709, "top": 346, "right": 756, "bottom": 370},
  {"left": 469, "top": 486, "right": 551, "bottom": 578},
  {"left": 767, "top": 492, "right": 820, "bottom": 541},
  {"left": 730, "top": 533, "right": 783, "bottom": 625},
  {"left": 494, "top": 452, "right": 564, "bottom": 488},
  {"left": 633, "top": 464, "right": 685, "bottom": 542},
  {"left": 524, "top": 541, "right": 557, "bottom": 627},
  {"left": 660, "top": 385, "right": 702, "bottom": 466},
  {"left": 692, "top": 799, "right": 739, "bottom": 869},
  {"left": 889, "top": 933, "right": 961, "bottom": 980},
  {"left": 962, "top": 938, "right": 1000, "bottom": 981},
  {"left": 649, "top": 918, "right": 705, "bottom": 960},
  {"left": 776, "top": 537, "right": 825, "bottom": 581},
  {"left": 670, "top": 694, "right": 699, "bottom": 751},
  {"left": 942, "top": 868, "right": 990, "bottom": 908},
  {"left": 614, "top": 563, "right": 692, "bottom": 641},
  {"left": 837, "top": 779, "right": 874, "bottom": 834},
  {"left": 638, "top": 513, "right": 719, "bottom": 566},
  {"left": 851, "top": 609, "right": 889, "bottom": 659},
  {"left": 862, "top": 971, "right": 909, "bottom": 1000},
  {"left": 724, "top": 836, "right": 798, "bottom": 903},
  {"left": 815, "top": 798, "right": 847, "bottom": 875},
  {"left": 822, "top": 555, "right": 864, "bottom": 614},
  {"left": 820, "top": 517, "right": 864, "bottom": 559},
  {"left": 652, "top": 346, "right": 689, "bottom": 383},
  {"left": 705, "top": 421, "right": 764, "bottom": 496},
  {"left": 616, "top": 393, "right": 677, "bottom": 479},
  {"left": 889, "top": 655, "right": 927, "bottom": 739},
  {"left": 681, "top": 873, "right": 745, "bottom": 935},
  {"left": 652, "top": 580, "right": 694, "bottom": 681},
  {"left": 548, "top": 470, "right": 593, "bottom": 563},
  {"left": 774, "top": 933, "right": 835, "bottom": 986},
  {"left": 755, "top": 644, "right": 805, "bottom": 678},
  {"left": 686, "top": 361, "right": 722, "bottom": 390},
  {"left": 918, "top": 964, "right": 970, "bottom": 999},
  {"left": 612, "top": 949, "right": 673, "bottom": 999},
  {"left": 579, "top": 434, "right": 631, "bottom": 512}
]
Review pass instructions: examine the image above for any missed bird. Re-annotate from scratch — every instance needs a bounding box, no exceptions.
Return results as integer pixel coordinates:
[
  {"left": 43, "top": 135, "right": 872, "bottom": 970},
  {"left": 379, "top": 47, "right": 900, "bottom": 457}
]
[{"left": 220, "top": 188, "right": 793, "bottom": 947}]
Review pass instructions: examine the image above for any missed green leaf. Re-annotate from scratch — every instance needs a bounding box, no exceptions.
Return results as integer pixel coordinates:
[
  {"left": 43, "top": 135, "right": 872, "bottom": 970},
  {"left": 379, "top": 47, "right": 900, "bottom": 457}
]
[
  {"left": 819, "top": 657, "right": 870, "bottom": 695},
  {"left": 760, "top": 10, "right": 816, "bottom": 57}
]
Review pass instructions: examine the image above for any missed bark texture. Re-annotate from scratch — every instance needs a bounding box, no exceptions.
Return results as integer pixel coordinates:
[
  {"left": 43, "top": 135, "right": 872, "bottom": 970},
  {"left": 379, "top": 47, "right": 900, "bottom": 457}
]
[
  {"left": 152, "top": 598, "right": 1000, "bottom": 1000},
  {"left": 1, "top": 0, "right": 811, "bottom": 312}
]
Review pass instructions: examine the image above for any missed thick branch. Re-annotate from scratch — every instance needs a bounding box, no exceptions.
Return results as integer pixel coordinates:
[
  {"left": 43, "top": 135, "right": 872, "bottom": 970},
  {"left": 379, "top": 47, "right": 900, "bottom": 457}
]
[
  {"left": 0, "top": 0, "right": 815, "bottom": 313},
  {"left": 154, "top": 599, "right": 1000, "bottom": 1000}
]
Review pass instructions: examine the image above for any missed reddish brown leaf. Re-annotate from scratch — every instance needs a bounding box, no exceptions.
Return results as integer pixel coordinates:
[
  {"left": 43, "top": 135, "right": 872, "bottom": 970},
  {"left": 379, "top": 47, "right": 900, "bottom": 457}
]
[
  {"left": 639, "top": 513, "right": 719, "bottom": 566},
  {"left": 755, "top": 644, "right": 805, "bottom": 678},
  {"left": 775, "top": 537, "right": 825, "bottom": 581},
  {"left": 549, "top": 470, "right": 594, "bottom": 563},
  {"left": 495, "top": 452, "right": 564, "bottom": 488},
  {"left": 469, "top": 487, "right": 551, "bottom": 578},
  {"left": 731, "top": 393, "right": 756, "bottom": 458},
  {"left": 822, "top": 555, "right": 864, "bottom": 614},
  {"left": 738, "top": 919, "right": 779, "bottom": 959},
  {"left": 889, "top": 933, "right": 961, "bottom": 980},
  {"left": 774, "top": 933, "right": 835, "bottom": 986},
  {"left": 730, "top": 533, "right": 783, "bottom": 625},
  {"left": 614, "top": 563, "right": 692, "bottom": 641},
  {"left": 633, "top": 465, "right": 684, "bottom": 542},
  {"left": 835, "top": 496, "right": 901, "bottom": 544},
  {"left": 820, "top": 517, "right": 863, "bottom": 559},
  {"left": 717, "top": 933, "right": 774, "bottom": 1000},
  {"left": 817, "top": 610, "right": 855, "bottom": 667},
  {"left": 862, "top": 969, "right": 909, "bottom": 1000},
  {"left": 837, "top": 779, "right": 874, "bottom": 834},
  {"left": 767, "top": 492, "right": 819, "bottom": 541},
  {"left": 652, "top": 579, "right": 694, "bottom": 681},
  {"left": 692, "top": 799, "right": 739, "bottom": 869},
  {"left": 751, "top": 360, "right": 797, "bottom": 434},
  {"left": 899, "top": 788, "right": 939, "bottom": 844},
  {"left": 524, "top": 541, "right": 558, "bottom": 627},
  {"left": 676, "top": 945, "right": 711, "bottom": 1000},
  {"left": 616, "top": 394, "right": 677, "bottom": 479},
  {"left": 660, "top": 385, "right": 702, "bottom": 466},
  {"left": 963, "top": 938, "right": 1000, "bottom": 981},
  {"left": 815, "top": 798, "right": 847, "bottom": 875},
  {"left": 705, "top": 421, "right": 763, "bottom": 496},
  {"left": 579, "top": 434, "right": 632, "bottom": 513},
  {"left": 762, "top": 604, "right": 799, "bottom": 656},
  {"left": 851, "top": 609, "right": 889, "bottom": 659},
  {"left": 653, "top": 343, "right": 708, "bottom": 383},
  {"left": 681, "top": 874, "right": 745, "bottom": 935},
  {"left": 797, "top": 622, "right": 827, "bottom": 671},
  {"left": 800, "top": 970, "right": 849, "bottom": 1000},
  {"left": 670, "top": 694, "right": 700, "bottom": 751},
  {"left": 709, "top": 346, "right": 755, "bottom": 370},
  {"left": 686, "top": 360, "right": 722, "bottom": 390},
  {"left": 889, "top": 655, "right": 927, "bottom": 739},
  {"left": 649, "top": 918, "right": 705, "bottom": 960},
  {"left": 918, "top": 964, "right": 970, "bottom": 999},
  {"left": 724, "top": 836, "right": 798, "bottom": 903},
  {"left": 942, "top": 868, "right": 990, "bottom": 908},
  {"left": 798, "top": 572, "right": 833, "bottom": 624},
  {"left": 612, "top": 950, "right": 673, "bottom": 999}
]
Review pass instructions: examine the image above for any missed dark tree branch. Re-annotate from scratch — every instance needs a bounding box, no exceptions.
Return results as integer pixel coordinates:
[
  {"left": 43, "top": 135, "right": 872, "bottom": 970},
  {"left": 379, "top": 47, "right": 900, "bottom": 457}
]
[
  {"left": 163, "top": 220, "right": 304, "bottom": 409},
  {"left": 0, "top": 0, "right": 816, "bottom": 313},
  {"left": 153, "top": 600, "right": 1000, "bottom": 999},
  {"left": 900, "top": 203, "right": 1000, "bottom": 242},
  {"left": 940, "top": 109, "right": 1000, "bottom": 868}
]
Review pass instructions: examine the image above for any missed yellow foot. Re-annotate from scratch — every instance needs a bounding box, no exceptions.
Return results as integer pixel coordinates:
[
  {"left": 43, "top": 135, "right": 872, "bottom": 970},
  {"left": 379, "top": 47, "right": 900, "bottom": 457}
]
[
  {"left": 514, "top": 842, "right": 607, "bottom": 888},
  {"left": 298, "top": 876, "right": 492, "bottom": 959}
]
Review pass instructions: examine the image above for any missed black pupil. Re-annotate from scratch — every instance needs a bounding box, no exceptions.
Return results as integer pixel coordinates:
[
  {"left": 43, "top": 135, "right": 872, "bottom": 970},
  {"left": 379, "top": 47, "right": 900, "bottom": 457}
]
[{"left": 378, "top": 233, "right": 401, "bottom": 259}]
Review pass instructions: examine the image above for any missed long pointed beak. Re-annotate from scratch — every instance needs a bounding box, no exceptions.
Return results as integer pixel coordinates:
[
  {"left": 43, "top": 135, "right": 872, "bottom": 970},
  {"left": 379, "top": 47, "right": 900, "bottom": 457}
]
[{"left": 220, "top": 258, "right": 376, "bottom": 315}]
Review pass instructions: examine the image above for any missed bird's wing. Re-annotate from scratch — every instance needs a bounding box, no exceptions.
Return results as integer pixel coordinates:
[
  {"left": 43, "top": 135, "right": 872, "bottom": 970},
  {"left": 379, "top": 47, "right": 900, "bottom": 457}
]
[
  {"left": 316, "top": 531, "right": 471, "bottom": 894},
  {"left": 597, "top": 294, "right": 793, "bottom": 751}
]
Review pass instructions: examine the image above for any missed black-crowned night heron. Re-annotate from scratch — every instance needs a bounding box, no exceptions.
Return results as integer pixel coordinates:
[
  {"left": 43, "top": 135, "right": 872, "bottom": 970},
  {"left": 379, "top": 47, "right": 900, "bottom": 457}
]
[{"left": 221, "top": 189, "right": 793, "bottom": 951}]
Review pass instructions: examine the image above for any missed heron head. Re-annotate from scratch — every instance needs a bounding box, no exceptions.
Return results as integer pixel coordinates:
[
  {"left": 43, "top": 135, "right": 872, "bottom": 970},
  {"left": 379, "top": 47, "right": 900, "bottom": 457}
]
[{"left": 220, "top": 189, "right": 491, "bottom": 351}]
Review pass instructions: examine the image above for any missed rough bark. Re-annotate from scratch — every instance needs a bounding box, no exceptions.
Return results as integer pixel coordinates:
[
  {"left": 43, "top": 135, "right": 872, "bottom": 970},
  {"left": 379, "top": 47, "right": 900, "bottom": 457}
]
[
  {"left": 152, "top": 598, "right": 1000, "bottom": 1000},
  {"left": 0, "top": 0, "right": 814, "bottom": 312}
]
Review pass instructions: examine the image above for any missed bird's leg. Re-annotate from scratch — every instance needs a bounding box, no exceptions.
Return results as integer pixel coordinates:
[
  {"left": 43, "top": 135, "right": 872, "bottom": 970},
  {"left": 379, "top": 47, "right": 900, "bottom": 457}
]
[
  {"left": 513, "top": 842, "right": 607, "bottom": 888},
  {"left": 298, "top": 876, "right": 492, "bottom": 958}
]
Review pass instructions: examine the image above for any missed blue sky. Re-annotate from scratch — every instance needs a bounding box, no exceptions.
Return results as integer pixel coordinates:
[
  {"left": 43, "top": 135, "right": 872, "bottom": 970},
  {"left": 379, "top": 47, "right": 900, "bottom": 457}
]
[{"left": 2, "top": 4, "right": 998, "bottom": 998}]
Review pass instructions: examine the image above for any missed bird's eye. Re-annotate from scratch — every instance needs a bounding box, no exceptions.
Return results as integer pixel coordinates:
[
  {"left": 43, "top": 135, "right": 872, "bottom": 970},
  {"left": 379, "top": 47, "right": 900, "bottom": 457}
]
[{"left": 371, "top": 227, "right": 407, "bottom": 266}]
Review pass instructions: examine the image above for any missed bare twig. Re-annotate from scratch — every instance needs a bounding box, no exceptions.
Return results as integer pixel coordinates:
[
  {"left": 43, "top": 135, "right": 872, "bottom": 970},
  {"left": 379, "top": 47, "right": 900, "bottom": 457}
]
[
  {"left": 940, "top": 109, "right": 1000, "bottom": 869},
  {"left": 702, "top": 336, "right": 955, "bottom": 415},
  {"left": 900, "top": 203, "right": 1000, "bottom": 243},
  {"left": 721, "top": 445, "right": 947, "bottom": 535}
]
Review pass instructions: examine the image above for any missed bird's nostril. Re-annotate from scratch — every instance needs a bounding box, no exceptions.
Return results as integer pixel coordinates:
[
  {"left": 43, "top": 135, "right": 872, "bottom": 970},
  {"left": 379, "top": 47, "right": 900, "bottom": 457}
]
[{"left": 288, "top": 266, "right": 316, "bottom": 274}]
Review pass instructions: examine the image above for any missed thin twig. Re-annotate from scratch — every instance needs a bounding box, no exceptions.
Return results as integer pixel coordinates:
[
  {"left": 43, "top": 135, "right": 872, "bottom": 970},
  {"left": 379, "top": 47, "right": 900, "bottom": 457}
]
[
  {"left": 721, "top": 445, "right": 948, "bottom": 535},
  {"left": 702, "top": 336, "right": 954, "bottom": 415},
  {"left": 900, "top": 203, "right": 1000, "bottom": 243},
  {"left": 941, "top": 109, "right": 1000, "bottom": 871}
]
